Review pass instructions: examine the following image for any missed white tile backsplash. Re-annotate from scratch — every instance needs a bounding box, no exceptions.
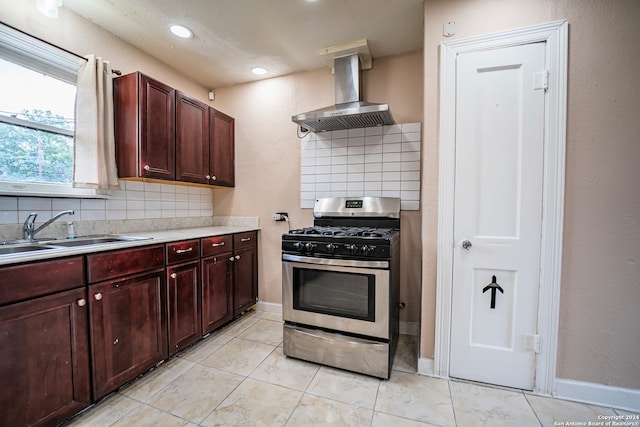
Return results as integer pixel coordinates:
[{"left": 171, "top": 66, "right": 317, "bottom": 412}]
[
  {"left": 300, "top": 123, "right": 421, "bottom": 210},
  {"left": 0, "top": 180, "right": 214, "bottom": 225}
]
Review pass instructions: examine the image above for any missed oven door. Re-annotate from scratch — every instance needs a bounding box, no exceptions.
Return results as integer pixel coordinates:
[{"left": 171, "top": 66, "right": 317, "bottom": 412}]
[{"left": 282, "top": 254, "right": 390, "bottom": 339}]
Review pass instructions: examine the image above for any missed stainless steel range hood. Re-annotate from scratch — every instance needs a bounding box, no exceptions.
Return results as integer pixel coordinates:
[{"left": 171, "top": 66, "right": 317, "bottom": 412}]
[{"left": 292, "top": 53, "right": 393, "bottom": 133}]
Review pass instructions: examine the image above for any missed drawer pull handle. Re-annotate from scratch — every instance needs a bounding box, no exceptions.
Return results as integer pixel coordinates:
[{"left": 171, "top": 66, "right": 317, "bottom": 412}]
[
  {"left": 211, "top": 242, "right": 225, "bottom": 247},
  {"left": 235, "top": 255, "right": 240, "bottom": 260},
  {"left": 175, "top": 247, "right": 193, "bottom": 254},
  {"left": 77, "top": 298, "right": 86, "bottom": 307},
  {"left": 170, "top": 273, "right": 177, "bottom": 279},
  {"left": 94, "top": 293, "right": 103, "bottom": 301},
  {"left": 240, "top": 238, "right": 251, "bottom": 242},
  {"left": 229, "top": 256, "right": 235, "bottom": 262}
]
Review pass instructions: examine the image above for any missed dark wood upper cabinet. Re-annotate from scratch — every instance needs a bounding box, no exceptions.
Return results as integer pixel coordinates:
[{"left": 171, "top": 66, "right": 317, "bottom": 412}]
[
  {"left": 114, "top": 72, "right": 235, "bottom": 187},
  {"left": 176, "top": 92, "right": 210, "bottom": 184},
  {"left": 114, "top": 72, "right": 176, "bottom": 180},
  {"left": 209, "top": 109, "right": 235, "bottom": 187}
]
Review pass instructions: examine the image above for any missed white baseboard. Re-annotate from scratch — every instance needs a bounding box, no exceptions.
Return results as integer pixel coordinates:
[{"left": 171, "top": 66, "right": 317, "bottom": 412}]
[
  {"left": 256, "top": 301, "right": 281, "bottom": 314},
  {"left": 417, "top": 357, "right": 436, "bottom": 377},
  {"left": 555, "top": 378, "right": 640, "bottom": 412}
]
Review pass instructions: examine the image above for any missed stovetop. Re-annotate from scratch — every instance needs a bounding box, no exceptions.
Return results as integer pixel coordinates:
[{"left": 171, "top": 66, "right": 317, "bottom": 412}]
[
  {"left": 287, "top": 226, "right": 398, "bottom": 238},
  {"left": 282, "top": 225, "right": 399, "bottom": 260},
  {"left": 282, "top": 197, "right": 401, "bottom": 260}
]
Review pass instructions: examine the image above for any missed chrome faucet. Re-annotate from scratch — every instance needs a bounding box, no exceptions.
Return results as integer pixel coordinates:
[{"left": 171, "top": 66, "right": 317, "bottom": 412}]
[{"left": 23, "top": 210, "right": 75, "bottom": 241}]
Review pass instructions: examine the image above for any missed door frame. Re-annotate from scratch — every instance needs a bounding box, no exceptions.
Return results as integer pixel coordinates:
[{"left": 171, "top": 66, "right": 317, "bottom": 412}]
[{"left": 434, "top": 20, "right": 568, "bottom": 395}]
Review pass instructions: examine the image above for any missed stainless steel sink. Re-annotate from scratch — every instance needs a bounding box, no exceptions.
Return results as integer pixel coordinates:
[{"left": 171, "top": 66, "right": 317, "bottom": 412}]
[
  {"left": 47, "top": 235, "right": 151, "bottom": 247},
  {"left": 0, "top": 245, "right": 57, "bottom": 255},
  {"left": 0, "top": 235, "right": 152, "bottom": 257}
]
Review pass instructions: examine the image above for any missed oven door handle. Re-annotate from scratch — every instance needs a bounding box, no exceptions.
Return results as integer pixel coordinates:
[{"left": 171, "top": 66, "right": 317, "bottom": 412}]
[{"left": 282, "top": 253, "right": 389, "bottom": 269}]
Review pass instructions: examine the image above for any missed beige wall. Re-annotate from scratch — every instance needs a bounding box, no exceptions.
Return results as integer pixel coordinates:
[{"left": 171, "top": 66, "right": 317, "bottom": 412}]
[
  {"left": 212, "top": 52, "right": 425, "bottom": 324},
  {"left": 421, "top": 0, "right": 640, "bottom": 389}
]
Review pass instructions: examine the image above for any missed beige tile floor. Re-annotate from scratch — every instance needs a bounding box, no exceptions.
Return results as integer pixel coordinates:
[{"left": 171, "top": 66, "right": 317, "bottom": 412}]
[{"left": 65, "top": 310, "right": 637, "bottom": 427}]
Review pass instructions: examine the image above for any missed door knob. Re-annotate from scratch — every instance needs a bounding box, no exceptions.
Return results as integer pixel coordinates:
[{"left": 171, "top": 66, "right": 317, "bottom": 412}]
[{"left": 462, "top": 240, "right": 472, "bottom": 250}]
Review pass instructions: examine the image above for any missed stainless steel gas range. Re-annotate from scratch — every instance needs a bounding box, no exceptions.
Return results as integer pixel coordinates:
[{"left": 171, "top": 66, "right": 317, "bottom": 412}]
[{"left": 281, "top": 197, "right": 400, "bottom": 379}]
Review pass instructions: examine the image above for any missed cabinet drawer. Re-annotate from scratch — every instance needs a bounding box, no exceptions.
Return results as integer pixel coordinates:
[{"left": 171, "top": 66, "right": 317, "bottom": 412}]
[
  {"left": 233, "top": 231, "right": 257, "bottom": 250},
  {"left": 0, "top": 257, "right": 84, "bottom": 306},
  {"left": 201, "top": 235, "right": 233, "bottom": 257},
  {"left": 167, "top": 240, "right": 200, "bottom": 264},
  {"left": 87, "top": 245, "right": 165, "bottom": 283}
]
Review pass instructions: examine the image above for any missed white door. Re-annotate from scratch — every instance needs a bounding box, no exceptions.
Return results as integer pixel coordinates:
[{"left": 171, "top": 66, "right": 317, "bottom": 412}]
[{"left": 449, "top": 42, "right": 546, "bottom": 390}]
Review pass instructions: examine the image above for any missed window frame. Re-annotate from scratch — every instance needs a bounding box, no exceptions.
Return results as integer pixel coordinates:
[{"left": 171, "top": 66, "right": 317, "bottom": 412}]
[{"left": 0, "top": 23, "right": 108, "bottom": 199}]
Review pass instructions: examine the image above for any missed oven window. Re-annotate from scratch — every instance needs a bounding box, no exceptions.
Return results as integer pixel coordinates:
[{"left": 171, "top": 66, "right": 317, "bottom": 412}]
[{"left": 292, "top": 268, "right": 375, "bottom": 321}]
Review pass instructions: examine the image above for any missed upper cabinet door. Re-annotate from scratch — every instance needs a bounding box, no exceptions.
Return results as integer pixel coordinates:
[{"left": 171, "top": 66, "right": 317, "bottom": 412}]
[
  {"left": 209, "top": 109, "right": 235, "bottom": 187},
  {"left": 176, "top": 92, "right": 210, "bottom": 184},
  {"left": 114, "top": 72, "right": 175, "bottom": 180}
]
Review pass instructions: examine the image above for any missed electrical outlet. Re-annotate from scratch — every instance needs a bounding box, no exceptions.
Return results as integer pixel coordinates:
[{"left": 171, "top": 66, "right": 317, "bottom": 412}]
[{"left": 272, "top": 212, "right": 289, "bottom": 221}]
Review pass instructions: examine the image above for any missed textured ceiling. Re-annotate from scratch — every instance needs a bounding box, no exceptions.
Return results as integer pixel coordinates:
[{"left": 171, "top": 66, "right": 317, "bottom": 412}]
[{"left": 63, "top": 0, "right": 424, "bottom": 89}]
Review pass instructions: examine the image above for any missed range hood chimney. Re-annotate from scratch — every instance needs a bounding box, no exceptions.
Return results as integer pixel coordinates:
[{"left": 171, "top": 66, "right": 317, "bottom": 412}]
[{"left": 292, "top": 52, "right": 393, "bottom": 133}]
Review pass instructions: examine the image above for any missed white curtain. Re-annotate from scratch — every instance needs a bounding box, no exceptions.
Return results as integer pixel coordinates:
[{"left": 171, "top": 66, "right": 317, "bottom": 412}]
[{"left": 73, "top": 54, "right": 120, "bottom": 190}]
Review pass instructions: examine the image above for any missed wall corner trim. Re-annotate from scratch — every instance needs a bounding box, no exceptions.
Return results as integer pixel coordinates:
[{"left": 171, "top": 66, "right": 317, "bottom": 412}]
[
  {"left": 417, "top": 357, "right": 436, "bottom": 377},
  {"left": 555, "top": 378, "right": 640, "bottom": 413}
]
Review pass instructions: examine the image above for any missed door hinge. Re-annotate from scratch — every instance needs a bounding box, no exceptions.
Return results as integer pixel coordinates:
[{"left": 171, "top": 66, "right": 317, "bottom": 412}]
[
  {"left": 533, "top": 70, "right": 549, "bottom": 91},
  {"left": 524, "top": 333, "right": 541, "bottom": 353}
]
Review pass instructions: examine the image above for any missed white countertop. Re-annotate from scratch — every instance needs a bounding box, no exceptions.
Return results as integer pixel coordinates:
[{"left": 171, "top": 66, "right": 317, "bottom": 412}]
[{"left": 0, "top": 225, "right": 260, "bottom": 266}]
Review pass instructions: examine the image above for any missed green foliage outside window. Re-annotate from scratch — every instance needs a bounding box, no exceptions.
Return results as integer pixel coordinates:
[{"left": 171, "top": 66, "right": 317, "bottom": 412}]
[{"left": 0, "top": 109, "right": 74, "bottom": 184}]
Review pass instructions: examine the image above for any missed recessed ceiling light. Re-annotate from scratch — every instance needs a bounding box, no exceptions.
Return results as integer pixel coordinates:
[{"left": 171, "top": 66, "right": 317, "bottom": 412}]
[
  {"left": 251, "top": 67, "right": 267, "bottom": 75},
  {"left": 36, "top": 0, "right": 62, "bottom": 18},
  {"left": 169, "top": 24, "right": 193, "bottom": 39}
]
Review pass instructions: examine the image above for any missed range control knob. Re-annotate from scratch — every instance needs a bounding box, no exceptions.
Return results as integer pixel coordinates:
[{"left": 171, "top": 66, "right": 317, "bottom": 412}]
[
  {"left": 304, "top": 242, "right": 316, "bottom": 253},
  {"left": 346, "top": 244, "right": 359, "bottom": 255},
  {"left": 325, "top": 243, "right": 337, "bottom": 254},
  {"left": 361, "top": 245, "right": 373, "bottom": 255},
  {"left": 293, "top": 242, "right": 304, "bottom": 252}
]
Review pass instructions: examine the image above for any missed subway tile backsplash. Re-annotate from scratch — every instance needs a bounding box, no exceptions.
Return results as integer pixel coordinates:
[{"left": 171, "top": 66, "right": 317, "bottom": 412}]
[
  {"left": 0, "top": 180, "right": 213, "bottom": 227},
  {"left": 300, "top": 123, "right": 422, "bottom": 210}
]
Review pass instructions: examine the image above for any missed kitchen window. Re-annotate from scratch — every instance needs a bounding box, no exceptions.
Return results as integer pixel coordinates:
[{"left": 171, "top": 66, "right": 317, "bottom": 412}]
[{"left": 0, "top": 23, "right": 102, "bottom": 197}]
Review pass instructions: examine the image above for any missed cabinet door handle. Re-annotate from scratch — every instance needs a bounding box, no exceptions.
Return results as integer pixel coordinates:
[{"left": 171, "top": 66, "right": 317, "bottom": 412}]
[
  {"left": 211, "top": 242, "right": 225, "bottom": 247},
  {"left": 235, "top": 255, "right": 240, "bottom": 260},
  {"left": 211, "top": 175, "right": 217, "bottom": 181},
  {"left": 143, "top": 165, "right": 150, "bottom": 171},
  {"left": 229, "top": 256, "right": 235, "bottom": 262},
  {"left": 175, "top": 247, "right": 193, "bottom": 254},
  {"left": 94, "top": 293, "right": 103, "bottom": 301},
  {"left": 241, "top": 237, "right": 251, "bottom": 242},
  {"left": 170, "top": 273, "right": 177, "bottom": 279},
  {"left": 77, "top": 298, "right": 86, "bottom": 307},
  {"left": 206, "top": 175, "right": 211, "bottom": 179}
]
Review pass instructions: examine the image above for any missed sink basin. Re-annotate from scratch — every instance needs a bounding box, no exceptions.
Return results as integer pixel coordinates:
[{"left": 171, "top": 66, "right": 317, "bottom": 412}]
[
  {"left": 47, "top": 235, "right": 151, "bottom": 247},
  {"left": 0, "top": 245, "right": 57, "bottom": 255},
  {"left": 0, "top": 235, "right": 152, "bottom": 258}
]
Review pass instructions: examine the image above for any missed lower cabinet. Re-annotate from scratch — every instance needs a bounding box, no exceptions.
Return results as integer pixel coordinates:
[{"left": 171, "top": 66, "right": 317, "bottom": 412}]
[
  {"left": 87, "top": 245, "right": 167, "bottom": 399},
  {"left": 166, "top": 240, "right": 201, "bottom": 355},
  {"left": 233, "top": 231, "right": 258, "bottom": 316},
  {"left": 0, "top": 230, "right": 258, "bottom": 425},
  {"left": 201, "top": 235, "right": 234, "bottom": 334},
  {"left": 0, "top": 258, "right": 89, "bottom": 427}
]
